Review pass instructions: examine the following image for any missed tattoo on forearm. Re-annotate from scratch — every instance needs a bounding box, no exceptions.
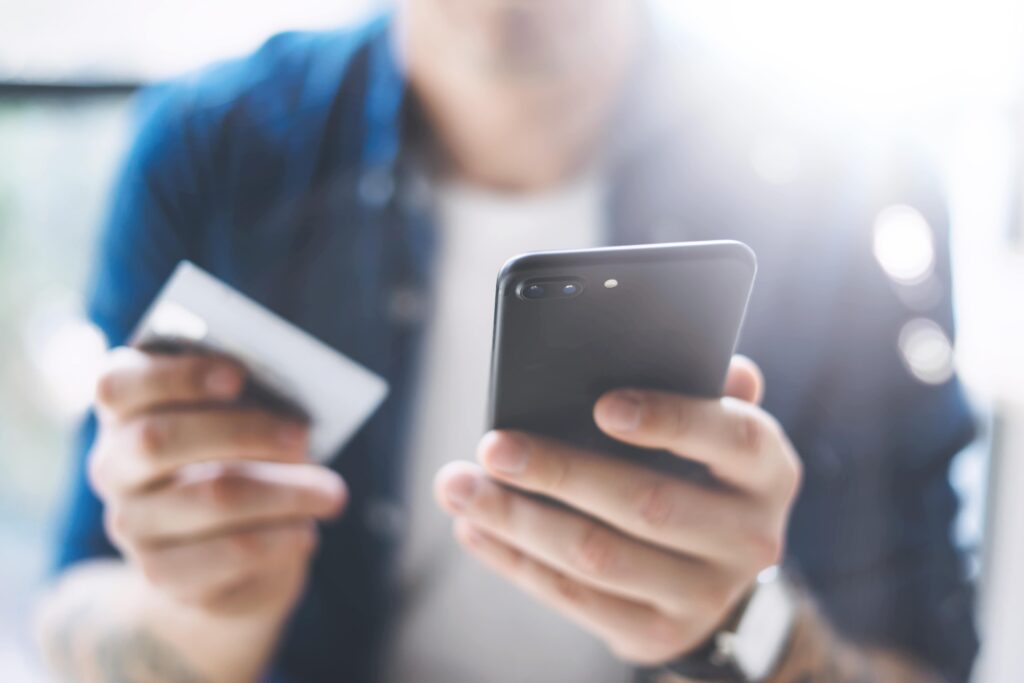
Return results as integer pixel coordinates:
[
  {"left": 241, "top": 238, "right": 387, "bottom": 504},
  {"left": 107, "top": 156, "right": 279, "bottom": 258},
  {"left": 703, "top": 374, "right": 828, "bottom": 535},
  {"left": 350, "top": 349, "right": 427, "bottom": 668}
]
[
  {"left": 94, "top": 626, "right": 209, "bottom": 683},
  {"left": 50, "top": 599, "right": 96, "bottom": 677},
  {"left": 47, "top": 596, "right": 208, "bottom": 683}
]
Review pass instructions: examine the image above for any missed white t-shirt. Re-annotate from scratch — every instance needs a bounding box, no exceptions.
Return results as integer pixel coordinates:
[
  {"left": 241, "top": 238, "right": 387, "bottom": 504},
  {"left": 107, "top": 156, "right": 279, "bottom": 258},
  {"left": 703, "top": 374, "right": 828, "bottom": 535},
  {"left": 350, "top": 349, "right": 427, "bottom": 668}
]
[{"left": 382, "top": 173, "right": 631, "bottom": 683}]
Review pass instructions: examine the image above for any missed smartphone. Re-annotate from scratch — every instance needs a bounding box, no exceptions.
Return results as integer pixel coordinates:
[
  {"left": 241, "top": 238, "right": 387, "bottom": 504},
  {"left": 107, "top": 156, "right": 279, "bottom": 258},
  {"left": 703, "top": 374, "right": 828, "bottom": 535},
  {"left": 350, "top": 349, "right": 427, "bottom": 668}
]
[{"left": 487, "top": 240, "right": 756, "bottom": 477}]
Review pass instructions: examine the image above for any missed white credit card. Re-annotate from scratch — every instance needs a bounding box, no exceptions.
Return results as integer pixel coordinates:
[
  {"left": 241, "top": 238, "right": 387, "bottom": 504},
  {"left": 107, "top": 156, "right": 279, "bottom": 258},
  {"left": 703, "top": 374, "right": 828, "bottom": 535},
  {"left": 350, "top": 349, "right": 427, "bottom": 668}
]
[{"left": 131, "top": 261, "right": 389, "bottom": 464}]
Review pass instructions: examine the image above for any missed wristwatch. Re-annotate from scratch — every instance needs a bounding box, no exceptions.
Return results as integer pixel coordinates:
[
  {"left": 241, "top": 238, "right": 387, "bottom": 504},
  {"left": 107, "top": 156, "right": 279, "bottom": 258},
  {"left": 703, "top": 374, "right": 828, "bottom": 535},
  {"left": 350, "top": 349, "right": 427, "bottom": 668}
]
[{"left": 660, "top": 566, "right": 797, "bottom": 682}]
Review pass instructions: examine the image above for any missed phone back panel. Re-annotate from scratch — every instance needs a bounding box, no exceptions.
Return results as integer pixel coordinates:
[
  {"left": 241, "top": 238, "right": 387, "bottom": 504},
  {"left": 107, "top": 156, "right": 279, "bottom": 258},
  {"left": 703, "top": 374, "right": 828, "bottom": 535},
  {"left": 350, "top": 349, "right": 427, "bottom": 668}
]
[{"left": 488, "top": 241, "right": 756, "bottom": 471}]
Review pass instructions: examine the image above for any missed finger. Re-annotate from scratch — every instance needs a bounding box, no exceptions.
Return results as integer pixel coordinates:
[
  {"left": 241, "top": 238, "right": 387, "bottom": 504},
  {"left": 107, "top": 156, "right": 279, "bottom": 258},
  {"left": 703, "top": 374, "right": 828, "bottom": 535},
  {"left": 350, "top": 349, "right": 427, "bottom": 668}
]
[
  {"left": 723, "top": 355, "right": 764, "bottom": 405},
  {"left": 475, "top": 433, "right": 770, "bottom": 565},
  {"left": 95, "top": 347, "right": 244, "bottom": 420},
  {"left": 132, "top": 520, "right": 317, "bottom": 606},
  {"left": 452, "top": 520, "right": 696, "bottom": 665},
  {"left": 93, "top": 409, "right": 309, "bottom": 493},
  {"left": 435, "top": 462, "right": 735, "bottom": 618},
  {"left": 592, "top": 389, "right": 785, "bottom": 489},
  {"left": 107, "top": 461, "right": 346, "bottom": 544}
]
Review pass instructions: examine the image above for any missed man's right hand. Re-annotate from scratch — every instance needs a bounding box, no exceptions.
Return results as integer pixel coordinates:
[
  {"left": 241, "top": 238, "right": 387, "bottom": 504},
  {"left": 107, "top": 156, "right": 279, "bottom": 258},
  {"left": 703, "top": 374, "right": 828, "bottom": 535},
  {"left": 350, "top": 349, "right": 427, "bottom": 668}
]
[{"left": 88, "top": 347, "right": 347, "bottom": 619}]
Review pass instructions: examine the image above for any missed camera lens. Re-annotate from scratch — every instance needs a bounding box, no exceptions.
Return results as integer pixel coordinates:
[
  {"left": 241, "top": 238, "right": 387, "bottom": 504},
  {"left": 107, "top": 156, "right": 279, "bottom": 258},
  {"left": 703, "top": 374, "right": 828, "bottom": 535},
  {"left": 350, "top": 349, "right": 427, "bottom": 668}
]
[
  {"left": 520, "top": 279, "right": 582, "bottom": 300},
  {"left": 524, "top": 284, "right": 546, "bottom": 299}
]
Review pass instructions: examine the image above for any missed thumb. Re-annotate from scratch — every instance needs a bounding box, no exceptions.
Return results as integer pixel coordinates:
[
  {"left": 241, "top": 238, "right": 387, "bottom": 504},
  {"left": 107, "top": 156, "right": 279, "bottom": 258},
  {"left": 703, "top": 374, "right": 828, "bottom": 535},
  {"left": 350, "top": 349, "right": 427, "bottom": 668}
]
[{"left": 723, "top": 355, "right": 764, "bottom": 405}]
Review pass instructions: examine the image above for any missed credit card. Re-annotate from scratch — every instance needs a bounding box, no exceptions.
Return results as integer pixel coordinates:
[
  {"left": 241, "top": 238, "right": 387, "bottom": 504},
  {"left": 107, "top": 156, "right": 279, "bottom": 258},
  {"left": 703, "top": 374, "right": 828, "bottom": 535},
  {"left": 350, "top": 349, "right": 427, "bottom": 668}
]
[{"left": 131, "top": 261, "right": 388, "bottom": 464}]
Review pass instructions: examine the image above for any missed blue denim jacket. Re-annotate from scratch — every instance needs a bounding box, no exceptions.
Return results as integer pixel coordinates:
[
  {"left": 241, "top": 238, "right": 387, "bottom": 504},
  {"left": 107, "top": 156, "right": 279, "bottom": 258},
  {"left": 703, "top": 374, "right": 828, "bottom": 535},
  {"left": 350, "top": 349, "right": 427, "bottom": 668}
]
[{"left": 57, "top": 15, "right": 979, "bottom": 682}]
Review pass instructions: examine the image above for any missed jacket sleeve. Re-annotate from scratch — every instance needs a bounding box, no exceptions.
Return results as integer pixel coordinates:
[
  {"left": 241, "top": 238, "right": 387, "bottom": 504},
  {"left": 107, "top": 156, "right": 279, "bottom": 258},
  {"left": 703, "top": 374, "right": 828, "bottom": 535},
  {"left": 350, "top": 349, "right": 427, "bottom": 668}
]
[{"left": 793, "top": 154, "right": 979, "bottom": 682}]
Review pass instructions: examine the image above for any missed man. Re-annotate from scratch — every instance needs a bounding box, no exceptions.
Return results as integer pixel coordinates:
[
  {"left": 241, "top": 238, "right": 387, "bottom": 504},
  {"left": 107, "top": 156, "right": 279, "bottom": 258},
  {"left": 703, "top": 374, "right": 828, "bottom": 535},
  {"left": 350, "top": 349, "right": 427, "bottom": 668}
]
[{"left": 36, "top": 2, "right": 978, "bottom": 682}]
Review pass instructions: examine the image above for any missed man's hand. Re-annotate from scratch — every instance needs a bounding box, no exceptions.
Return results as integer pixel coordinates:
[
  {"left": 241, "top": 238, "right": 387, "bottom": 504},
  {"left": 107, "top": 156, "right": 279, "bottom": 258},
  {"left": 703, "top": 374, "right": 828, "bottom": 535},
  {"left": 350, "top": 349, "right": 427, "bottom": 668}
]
[
  {"left": 435, "top": 356, "right": 802, "bottom": 665},
  {"left": 89, "top": 347, "right": 347, "bottom": 617},
  {"left": 35, "top": 347, "right": 348, "bottom": 683}
]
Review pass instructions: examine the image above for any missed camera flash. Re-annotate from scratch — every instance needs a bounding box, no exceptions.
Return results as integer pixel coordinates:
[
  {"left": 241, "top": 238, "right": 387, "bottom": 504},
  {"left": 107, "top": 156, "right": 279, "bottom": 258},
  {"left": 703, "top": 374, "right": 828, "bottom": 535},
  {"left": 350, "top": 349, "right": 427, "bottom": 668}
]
[{"left": 604, "top": 278, "right": 618, "bottom": 289}]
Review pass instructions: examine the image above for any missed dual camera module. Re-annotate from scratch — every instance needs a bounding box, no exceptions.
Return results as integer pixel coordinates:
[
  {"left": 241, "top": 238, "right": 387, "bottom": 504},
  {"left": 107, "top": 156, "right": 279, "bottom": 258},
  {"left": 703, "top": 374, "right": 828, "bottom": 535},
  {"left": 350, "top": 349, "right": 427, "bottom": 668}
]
[{"left": 517, "top": 278, "right": 617, "bottom": 300}]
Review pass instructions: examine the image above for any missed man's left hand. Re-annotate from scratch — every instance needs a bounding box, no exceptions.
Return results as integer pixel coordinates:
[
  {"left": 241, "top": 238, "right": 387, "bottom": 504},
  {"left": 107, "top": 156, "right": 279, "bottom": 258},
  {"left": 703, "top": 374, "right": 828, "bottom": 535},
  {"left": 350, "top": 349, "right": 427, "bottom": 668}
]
[{"left": 435, "top": 356, "right": 802, "bottom": 665}]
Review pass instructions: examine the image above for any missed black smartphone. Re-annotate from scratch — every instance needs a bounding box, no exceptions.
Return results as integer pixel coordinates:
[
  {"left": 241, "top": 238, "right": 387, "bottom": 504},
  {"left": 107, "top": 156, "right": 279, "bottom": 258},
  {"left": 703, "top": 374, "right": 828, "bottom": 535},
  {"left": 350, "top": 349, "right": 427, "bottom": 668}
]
[{"left": 487, "top": 240, "right": 756, "bottom": 477}]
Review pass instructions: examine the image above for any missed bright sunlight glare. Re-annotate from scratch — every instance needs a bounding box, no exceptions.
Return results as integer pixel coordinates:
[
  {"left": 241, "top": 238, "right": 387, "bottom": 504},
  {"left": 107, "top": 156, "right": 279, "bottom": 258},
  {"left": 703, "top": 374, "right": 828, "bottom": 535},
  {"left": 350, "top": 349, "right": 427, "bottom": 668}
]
[
  {"left": 873, "top": 205, "right": 936, "bottom": 285},
  {"left": 659, "top": 0, "right": 1022, "bottom": 121}
]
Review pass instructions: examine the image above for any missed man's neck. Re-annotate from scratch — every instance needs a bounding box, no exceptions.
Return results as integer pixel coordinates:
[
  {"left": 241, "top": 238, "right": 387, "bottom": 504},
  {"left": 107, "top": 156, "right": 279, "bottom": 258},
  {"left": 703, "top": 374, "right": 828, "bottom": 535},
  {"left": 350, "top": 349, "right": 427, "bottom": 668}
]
[{"left": 397, "top": 0, "right": 641, "bottom": 192}]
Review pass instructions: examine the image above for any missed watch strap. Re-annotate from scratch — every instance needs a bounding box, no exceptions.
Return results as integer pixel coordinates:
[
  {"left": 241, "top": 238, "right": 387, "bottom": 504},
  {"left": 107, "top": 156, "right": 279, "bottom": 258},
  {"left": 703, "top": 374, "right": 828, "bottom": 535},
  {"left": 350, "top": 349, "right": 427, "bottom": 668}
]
[
  {"left": 658, "top": 634, "right": 746, "bottom": 681},
  {"left": 654, "top": 566, "right": 798, "bottom": 682}
]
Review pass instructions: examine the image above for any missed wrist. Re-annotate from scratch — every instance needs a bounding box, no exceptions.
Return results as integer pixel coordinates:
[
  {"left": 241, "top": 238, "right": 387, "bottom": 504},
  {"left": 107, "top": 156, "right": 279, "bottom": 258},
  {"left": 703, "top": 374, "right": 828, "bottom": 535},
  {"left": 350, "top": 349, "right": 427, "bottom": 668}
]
[
  {"left": 758, "top": 587, "right": 825, "bottom": 683},
  {"left": 39, "top": 560, "right": 291, "bottom": 683},
  {"left": 135, "top": 571, "right": 297, "bottom": 682},
  {"left": 658, "top": 567, "right": 798, "bottom": 683}
]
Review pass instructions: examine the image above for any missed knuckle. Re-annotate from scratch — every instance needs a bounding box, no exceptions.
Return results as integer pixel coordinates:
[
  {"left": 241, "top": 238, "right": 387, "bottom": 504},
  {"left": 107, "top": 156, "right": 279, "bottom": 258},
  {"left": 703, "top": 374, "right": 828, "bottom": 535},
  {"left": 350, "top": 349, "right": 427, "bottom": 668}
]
[
  {"left": 633, "top": 479, "right": 676, "bottom": 531},
  {"left": 156, "top": 355, "right": 208, "bottom": 396},
  {"left": 289, "top": 525, "right": 318, "bottom": 557},
  {"left": 95, "top": 348, "right": 135, "bottom": 406},
  {"left": 103, "top": 504, "right": 131, "bottom": 546},
  {"left": 762, "top": 410, "right": 784, "bottom": 437},
  {"left": 86, "top": 444, "right": 111, "bottom": 496},
  {"left": 541, "top": 449, "right": 571, "bottom": 492},
  {"left": 736, "top": 410, "right": 767, "bottom": 454},
  {"left": 136, "top": 553, "right": 167, "bottom": 587},
  {"left": 551, "top": 570, "right": 586, "bottom": 605},
  {"left": 202, "top": 469, "right": 246, "bottom": 511},
  {"left": 747, "top": 528, "right": 784, "bottom": 569},
  {"left": 277, "top": 526, "right": 318, "bottom": 564},
  {"left": 765, "top": 446, "right": 803, "bottom": 504},
  {"left": 214, "top": 411, "right": 269, "bottom": 456},
  {"left": 135, "top": 417, "right": 167, "bottom": 460},
  {"left": 492, "top": 483, "right": 518, "bottom": 527},
  {"left": 226, "top": 531, "right": 263, "bottom": 561},
  {"left": 244, "top": 413, "right": 285, "bottom": 450},
  {"left": 666, "top": 399, "right": 694, "bottom": 442},
  {"left": 782, "top": 450, "right": 804, "bottom": 498},
  {"left": 645, "top": 614, "right": 687, "bottom": 649},
  {"left": 573, "top": 525, "right": 618, "bottom": 578},
  {"left": 225, "top": 563, "right": 261, "bottom": 592},
  {"left": 503, "top": 543, "right": 529, "bottom": 577},
  {"left": 94, "top": 370, "right": 119, "bottom": 409},
  {"left": 696, "top": 579, "right": 734, "bottom": 618},
  {"left": 183, "top": 357, "right": 212, "bottom": 394},
  {"left": 236, "top": 564, "right": 262, "bottom": 587},
  {"left": 661, "top": 589, "right": 696, "bottom": 621},
  {"left": 189, "top": 582, "right": 234, "bottom": 610}
]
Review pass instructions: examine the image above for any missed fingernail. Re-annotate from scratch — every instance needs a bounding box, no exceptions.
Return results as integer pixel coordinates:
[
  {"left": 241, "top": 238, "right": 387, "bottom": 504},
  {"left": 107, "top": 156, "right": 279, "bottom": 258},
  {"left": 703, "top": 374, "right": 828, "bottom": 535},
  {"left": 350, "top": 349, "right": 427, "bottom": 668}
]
[
  {"left": 278, "top": 423, "right": 306, "bottom": 447},
  {"left": 601, "top": 390, "right": 644, "bottom": 431},
  {"left": 444, "top": 472, "right": 480, "bottom": 513},
  {"left": 484, "top": 432, "right": 529, "bottom": 476},
  {"left": 205, "top": 367, "right": 239, "bottom": 397}
]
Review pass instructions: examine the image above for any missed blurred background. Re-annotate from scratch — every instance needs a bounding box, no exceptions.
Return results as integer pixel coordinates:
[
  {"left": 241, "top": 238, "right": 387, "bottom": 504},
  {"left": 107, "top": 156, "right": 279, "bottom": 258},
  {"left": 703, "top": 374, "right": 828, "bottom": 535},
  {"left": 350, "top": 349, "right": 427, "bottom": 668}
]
[{"left": 1, "top": 1, "right": 1022, "bottom": 681}]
